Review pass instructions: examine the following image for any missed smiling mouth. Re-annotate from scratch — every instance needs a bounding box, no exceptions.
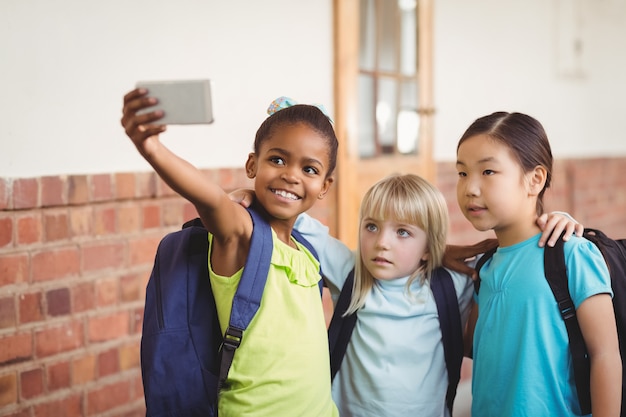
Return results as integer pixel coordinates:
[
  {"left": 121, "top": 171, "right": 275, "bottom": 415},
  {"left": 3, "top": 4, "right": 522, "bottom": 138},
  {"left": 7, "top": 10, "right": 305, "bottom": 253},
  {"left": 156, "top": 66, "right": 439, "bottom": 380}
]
[{"left": 271, "top": 188, "right": 300, "bottom": 200}]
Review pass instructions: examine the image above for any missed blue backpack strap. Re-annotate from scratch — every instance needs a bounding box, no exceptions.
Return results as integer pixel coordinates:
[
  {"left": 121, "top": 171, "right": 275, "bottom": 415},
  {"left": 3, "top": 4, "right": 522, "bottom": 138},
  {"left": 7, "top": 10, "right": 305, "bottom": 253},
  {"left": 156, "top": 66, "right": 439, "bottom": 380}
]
[
  {"left": 327, "top": 268, "right": 357, "bottom": 381},
  {"left": 430, "top": 267, "right": 463, "bottom": 415},
  {"left": 217, "top": 207, "right": 325, "bottom": 395},
  {"left": 217, "top": 206, "right": 273, "bottom": 392},
  {"left": 544, "top": 235, "right": 591, "bottom": 414},
  {"left": 291, "top": 228, "right": 324, "bottom": 294}
]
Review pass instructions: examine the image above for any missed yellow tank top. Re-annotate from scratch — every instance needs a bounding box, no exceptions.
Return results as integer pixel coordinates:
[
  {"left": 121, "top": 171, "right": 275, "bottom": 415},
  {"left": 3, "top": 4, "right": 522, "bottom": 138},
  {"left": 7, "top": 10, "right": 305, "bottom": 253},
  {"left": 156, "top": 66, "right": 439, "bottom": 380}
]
[{"left": 209, "top": 230, "right": 338, "bottom": 417}]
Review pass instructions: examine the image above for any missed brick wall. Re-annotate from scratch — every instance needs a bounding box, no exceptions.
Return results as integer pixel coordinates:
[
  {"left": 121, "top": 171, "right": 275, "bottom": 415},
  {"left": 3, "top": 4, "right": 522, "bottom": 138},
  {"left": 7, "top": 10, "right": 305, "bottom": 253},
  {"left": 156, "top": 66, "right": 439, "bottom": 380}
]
[
  {"left": 437, "top": 157, "right": 626, "bottom": 245},
  {"left": 0, "top": 169, "right": 257, "bottom": 417},
  {"left": 0, "top": 156, "right": 624, "bottom": 416}
]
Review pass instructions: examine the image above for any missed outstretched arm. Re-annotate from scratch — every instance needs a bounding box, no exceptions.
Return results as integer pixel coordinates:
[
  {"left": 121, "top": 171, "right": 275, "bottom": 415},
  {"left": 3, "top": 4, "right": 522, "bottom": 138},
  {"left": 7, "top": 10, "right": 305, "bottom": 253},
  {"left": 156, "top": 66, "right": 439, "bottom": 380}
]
[{"left": 121, "top": 88, "right": 249, "bottom": 240}]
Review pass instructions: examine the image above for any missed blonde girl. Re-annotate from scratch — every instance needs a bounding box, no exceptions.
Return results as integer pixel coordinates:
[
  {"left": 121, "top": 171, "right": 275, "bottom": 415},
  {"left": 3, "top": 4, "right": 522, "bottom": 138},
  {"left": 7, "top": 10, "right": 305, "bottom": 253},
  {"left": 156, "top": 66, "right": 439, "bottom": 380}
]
[{"left": 289, "top": 173, "right": 581, "bottom": 417}]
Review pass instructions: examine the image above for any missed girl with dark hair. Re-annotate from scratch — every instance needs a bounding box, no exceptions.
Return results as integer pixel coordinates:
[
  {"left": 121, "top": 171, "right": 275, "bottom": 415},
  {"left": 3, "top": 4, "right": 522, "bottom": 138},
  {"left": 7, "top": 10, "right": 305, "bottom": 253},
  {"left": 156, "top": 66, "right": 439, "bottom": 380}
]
[
  {"left": 457, "top": 112, "right": 621, "bottom": 416},
  {"left": 121, "top": 92, "right": 339, "bottom": 417}
]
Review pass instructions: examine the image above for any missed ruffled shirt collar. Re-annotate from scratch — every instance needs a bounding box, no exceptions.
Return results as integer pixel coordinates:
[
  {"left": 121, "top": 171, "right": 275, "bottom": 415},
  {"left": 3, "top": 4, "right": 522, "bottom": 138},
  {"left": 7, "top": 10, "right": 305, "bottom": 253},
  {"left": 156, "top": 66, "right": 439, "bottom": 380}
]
[{"left": 271, "top": 229, "right": 321, "bottom": 288}]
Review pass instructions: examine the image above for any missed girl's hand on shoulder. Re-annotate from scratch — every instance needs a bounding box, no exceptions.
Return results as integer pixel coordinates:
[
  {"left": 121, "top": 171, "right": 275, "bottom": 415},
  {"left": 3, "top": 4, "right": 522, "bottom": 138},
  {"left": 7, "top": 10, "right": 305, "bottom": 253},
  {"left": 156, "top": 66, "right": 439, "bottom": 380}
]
[
  {"left": 443, "top": 238, "right": 498, "bottom": 280},
  {"left": 228, "top": 188, "right": 256, "bottom": 208},
  {"left": 120, "top": 88, "right": 167, "bottom": 155},
  {"left": 537, "top": 212, "right": 584, "bottom": 247}
]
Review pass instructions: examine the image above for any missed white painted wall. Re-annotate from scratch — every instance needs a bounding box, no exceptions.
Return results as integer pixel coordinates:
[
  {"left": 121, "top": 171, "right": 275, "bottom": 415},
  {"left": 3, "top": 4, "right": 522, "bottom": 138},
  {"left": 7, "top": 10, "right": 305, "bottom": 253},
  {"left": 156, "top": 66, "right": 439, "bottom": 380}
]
[
  {"left": 2, "top": 0, "right": 625, "bottom": 178},
  {"left": 433, "top": 0, "right": 626, "bottom": 160},
  {"left": 0, "top": 0, "right": 333, "bottom": 178}
]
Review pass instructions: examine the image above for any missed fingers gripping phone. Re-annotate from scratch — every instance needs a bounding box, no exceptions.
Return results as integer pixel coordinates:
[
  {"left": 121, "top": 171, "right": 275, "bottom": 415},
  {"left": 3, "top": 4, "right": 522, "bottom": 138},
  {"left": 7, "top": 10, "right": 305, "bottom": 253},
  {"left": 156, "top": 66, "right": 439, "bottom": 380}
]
[{"left": 135, "top": 79, "right": 214, "bottom": 125}]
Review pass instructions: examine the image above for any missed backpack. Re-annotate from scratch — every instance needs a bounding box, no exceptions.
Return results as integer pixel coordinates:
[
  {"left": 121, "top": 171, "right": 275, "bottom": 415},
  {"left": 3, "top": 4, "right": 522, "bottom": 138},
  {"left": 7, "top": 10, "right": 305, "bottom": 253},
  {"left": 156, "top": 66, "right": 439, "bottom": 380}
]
[
  {"left": 140, "top": 206, "right": 322, "bottom": 417},
  {"left": 327, "top": 267, "right": 464, "bottom": 415},
  {"left": 474, "top": 228, "right": 626, "bottom": 416}
]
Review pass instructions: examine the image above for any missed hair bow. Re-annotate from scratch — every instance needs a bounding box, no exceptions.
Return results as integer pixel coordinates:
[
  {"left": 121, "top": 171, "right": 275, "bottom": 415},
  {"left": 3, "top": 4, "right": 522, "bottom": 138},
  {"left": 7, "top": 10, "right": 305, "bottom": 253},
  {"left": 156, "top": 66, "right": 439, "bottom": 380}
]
[{"left": 266, "top": 96, "right": 333, "bottom": 123}]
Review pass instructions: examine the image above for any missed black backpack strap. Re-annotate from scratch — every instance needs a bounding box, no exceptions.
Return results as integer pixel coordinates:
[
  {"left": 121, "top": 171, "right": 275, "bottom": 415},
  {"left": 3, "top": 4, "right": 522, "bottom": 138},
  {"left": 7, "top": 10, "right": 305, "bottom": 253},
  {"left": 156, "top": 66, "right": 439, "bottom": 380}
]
[
  {"left": 328, "top": 269, "right": 357, "bottom": 381},
  {"left": 183, "top": 217, "right": 205, "bottom": 229},
  {"left": 473, "top": 246, "right": 498, "bottom": 294},
  {"left": 217, "top": 207, "right": 273, "bottom": 393},
  {"left": 544, "top": 236, "right": 591, "bottom": 414},
  {"left": 430, "top": 267, "right": 464, "bottom": 415}
]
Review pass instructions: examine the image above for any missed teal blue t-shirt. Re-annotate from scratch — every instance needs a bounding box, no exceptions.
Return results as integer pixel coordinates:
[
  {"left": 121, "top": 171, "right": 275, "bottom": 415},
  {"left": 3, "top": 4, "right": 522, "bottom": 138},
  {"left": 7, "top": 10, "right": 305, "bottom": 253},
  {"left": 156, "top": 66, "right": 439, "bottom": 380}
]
[{"left": 472, "top": 234, "right": 612, "bottom": 416}]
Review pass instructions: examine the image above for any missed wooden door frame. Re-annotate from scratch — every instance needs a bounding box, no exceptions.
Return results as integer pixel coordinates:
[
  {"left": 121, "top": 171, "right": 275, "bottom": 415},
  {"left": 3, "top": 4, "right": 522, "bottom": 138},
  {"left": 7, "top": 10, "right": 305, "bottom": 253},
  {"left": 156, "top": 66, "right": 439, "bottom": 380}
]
[
  {"left": 333, "top": 0, "right": 360, "bottom": 249},
  {"left": 333, "top": 0, "right": 436, "bottom": 249}
]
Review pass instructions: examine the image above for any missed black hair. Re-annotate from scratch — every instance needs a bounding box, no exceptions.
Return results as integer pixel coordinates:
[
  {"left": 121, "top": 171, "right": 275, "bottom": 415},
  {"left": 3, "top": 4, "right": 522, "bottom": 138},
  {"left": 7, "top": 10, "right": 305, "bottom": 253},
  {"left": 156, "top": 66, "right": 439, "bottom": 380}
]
[
  {"left": 457, "top": 111, "right": 553, "bottom": 215},
  {"left": 254, "top": 105, "right": 338, "bottom": 178}
]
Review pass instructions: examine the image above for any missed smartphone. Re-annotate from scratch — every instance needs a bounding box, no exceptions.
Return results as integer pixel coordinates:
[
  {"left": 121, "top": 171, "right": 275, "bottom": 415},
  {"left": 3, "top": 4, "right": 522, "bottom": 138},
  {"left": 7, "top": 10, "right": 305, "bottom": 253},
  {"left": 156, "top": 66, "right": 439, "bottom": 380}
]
[{"left": 135, "top": 79, "right": 214, "bottom": 125}]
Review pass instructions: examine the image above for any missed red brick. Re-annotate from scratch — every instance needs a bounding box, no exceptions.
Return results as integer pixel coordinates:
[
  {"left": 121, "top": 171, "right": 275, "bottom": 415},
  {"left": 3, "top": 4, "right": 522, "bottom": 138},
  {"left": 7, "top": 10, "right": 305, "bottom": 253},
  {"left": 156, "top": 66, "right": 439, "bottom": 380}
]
[
  {"left": 43, "top": 210, "right": 69, "bottom": 242},
  {"left": 69, "top": 205, "right": 93, "bottom": 237},
  {"left": 0, "top": 215, "right": 12, "bottom": 248},
  {"left": 94, "top": 206, "right": 117, "bottom": 236},
  {"left": 128, "top": 236, "right": 161, "bottom": 266},
  {"left": 19, "top": 292, "right": 43, "bottom": 324},
  {"left": 216, "top": 168, "right": 237, "bottom": 190},
  {"left": 91, "top": 174, "right": 113, "bottom": 202},
  {"left": 162, "top": 199, "right": 184, "bottom": 226},
  {"left": 46, "top": 287, "right": 71, "bottom": 316},
  {"left": 142, "top": 204, "right": 161, "bottom": 229},
  {"left": 132, "top": 307, "right": 144, "bottom": 334},
  {"left": 41, "top": 175, "right": 66, "bottom": 207},
  {"left": 119, "top": 343, "right": 140, "bottom": 371},
  {"left": 72, "top": 281, "right": 95, "bottom": 313},
  {"left": 47, "top": 360, "right": 71, "bottom": 391},
  {"left": 119, "top": 406, "right": 145, "bottom": 417},
  {"left": 120, "top": 272, "right": 144, "bottom": 303},
  {"left": 183, "top": 202, "right": 198, "bottom": 222},
  {"left": 68, "top": 175, "right": 88, "bottom": 205},
  {"left": 0, "top": 253, "right": 29, "bottom": 286},
  {"left": 0, "top": 372, "right": 17, "bottom": 406},
  {"left": 96, "top": 277, "right": 118, "bottom": 306},
  {"left": 0, "top": 297, "right": 16, "bottom": 328},
  {"left": 98, "top": 348, "right": 119, "bottom": 377},
  {"left": 16, "top": 213, "right": 42, "bottom": 245},
  {"left": 4, "top": 410, "right": 31, "bottom": 417},
  {"left": 82, "top": 241, "right": 126, "bottom": 272},
  {"left": 88, "top": 311, "right": 129, "bottom": 343},
  {"left": 118, "top": 204, "right": 141, "bottom": 234},
  {"left": 115, "top": 172, "right": 136, "bottom": 200},
  {"left": 72, "top": 354, "right": 96, "bottom": 385},
  {"left": 0, "top": 333, "right": 32, "bottom": 365},
  {"left": 35, "top": 321, "right": 83, "bottom": 358},
  {"left": 132, "top": 372, "right": 144, "bottom": 401},
  {"left": 12, "top": 178, "right": 39, "bottom": 210},
  {"left": 216, "top": 167, "right": 251, "bottom": 191},
  {"left": 87, "top": 380, "right": 131, "bottom": 414},
  {"left": 136, "top": 172, "right": 156, "bottom": 198},
  {"left": 20, "top": 367, "right": 44, "bottom": 399},
  {"left": 33, "top": 394, "right": 82, "bottom": 417},
  {"left": 0, "top": 179, "right": 9, "bottom": 210},
  {"left": 32, "top": 247, "right": 80, "bottom": 282}
]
